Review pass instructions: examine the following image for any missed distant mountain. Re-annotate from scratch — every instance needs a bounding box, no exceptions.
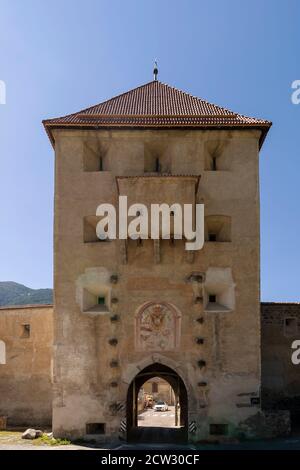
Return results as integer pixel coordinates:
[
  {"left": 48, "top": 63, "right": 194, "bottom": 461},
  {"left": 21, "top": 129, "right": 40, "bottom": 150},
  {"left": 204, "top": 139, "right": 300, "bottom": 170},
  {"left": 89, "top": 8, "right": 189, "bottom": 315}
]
[{"left": 0, "top": 282, "right": 53, "bottom": 307}]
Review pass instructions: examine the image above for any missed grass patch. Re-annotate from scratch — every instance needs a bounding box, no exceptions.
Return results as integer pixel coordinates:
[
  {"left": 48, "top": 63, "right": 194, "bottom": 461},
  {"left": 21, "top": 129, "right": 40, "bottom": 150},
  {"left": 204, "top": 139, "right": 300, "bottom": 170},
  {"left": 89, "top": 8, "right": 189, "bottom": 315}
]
[
  {"left": 0, "top": 431, "right": 17, "bottom": 437},
  {"left": 32, "top": 435, "right": 71, "bottom": 446}
]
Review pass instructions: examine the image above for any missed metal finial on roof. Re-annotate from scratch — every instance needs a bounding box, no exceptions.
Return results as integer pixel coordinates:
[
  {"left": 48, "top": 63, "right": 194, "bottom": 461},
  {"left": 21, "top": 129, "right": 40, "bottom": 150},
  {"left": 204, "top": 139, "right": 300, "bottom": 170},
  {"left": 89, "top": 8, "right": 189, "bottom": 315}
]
[{"left": 153, "top": 60, "right": 158, "bottom": 81}]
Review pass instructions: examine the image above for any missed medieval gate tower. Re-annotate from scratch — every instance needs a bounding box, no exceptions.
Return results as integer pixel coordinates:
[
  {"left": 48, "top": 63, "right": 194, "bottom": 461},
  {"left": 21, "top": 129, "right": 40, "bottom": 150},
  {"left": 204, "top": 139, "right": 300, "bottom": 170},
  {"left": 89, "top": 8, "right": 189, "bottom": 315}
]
[{"left": 43, "top": 76, "right": 271, "bottom": 442}]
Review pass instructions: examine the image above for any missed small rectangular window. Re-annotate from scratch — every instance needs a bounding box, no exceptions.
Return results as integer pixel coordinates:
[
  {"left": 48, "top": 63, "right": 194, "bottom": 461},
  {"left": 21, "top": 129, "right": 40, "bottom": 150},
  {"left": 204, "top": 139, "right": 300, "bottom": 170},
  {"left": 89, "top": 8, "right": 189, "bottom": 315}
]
[
  {"left": 284, "top": 317, "right": 298, "bottom": 337},
  {"left": 97, "top": 297, "right": 105, "bottom": 305},
  {"left": 210, "top": 424, "right": 228, "bottom": 435},
  {"left": 86, "top": 423, "right": 106, "bottom": 434},
  {"left": 21, "top": 324, "right": 30, "bottom": 339},
  {"left": 208, "top": 233, "right": 217, "bottom": 242},
  {"left": 209, "top": 295, "right": 216, "bottom": 303},
  {"left": 83, "top": 142, "right": 106, "bottom": 172}
]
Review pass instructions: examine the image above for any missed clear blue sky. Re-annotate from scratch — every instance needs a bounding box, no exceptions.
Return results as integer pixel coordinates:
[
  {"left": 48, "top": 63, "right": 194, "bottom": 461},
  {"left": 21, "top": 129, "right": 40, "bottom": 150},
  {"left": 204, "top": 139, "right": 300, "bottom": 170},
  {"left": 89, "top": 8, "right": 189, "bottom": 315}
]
[{"left": 0, "top": 0, "right": 299, "bottom": 301}]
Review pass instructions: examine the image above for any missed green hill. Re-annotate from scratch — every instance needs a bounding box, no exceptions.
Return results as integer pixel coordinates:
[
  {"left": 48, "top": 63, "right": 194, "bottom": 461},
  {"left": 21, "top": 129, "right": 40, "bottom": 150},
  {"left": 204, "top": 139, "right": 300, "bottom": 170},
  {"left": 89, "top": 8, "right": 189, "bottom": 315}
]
[{"left": 0, "top": 281, "right": 53, "bottom": 307}]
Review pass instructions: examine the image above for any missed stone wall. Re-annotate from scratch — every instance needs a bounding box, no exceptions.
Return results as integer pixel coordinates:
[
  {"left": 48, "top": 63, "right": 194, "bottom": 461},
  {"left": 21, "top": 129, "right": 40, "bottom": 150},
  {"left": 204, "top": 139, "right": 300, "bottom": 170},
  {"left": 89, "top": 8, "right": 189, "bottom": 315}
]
[
  {"left": 0, "top": 301, "right": 299, "bottom": 435},
  {"left": 261, "top": 302, "right": 300, "bottom": 424},
  {"left": 0, "top": 304, "right": 53, "bottom": 427}
]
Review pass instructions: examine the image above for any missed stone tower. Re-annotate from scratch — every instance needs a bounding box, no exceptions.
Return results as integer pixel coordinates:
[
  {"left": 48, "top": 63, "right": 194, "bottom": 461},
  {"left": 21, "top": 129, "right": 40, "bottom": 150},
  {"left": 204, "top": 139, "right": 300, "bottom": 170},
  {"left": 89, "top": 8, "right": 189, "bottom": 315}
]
[{"left": 43, "top": 79, "right": 271, "bottom": 442}]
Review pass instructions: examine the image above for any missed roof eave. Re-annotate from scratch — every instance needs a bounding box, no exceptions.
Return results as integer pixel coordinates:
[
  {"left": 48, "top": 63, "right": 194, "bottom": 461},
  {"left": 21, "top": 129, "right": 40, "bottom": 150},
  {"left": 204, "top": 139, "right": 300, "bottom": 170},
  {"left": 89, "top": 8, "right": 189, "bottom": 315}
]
[{"left": 43, "top": 121, "right": 272, "bottom": 151}]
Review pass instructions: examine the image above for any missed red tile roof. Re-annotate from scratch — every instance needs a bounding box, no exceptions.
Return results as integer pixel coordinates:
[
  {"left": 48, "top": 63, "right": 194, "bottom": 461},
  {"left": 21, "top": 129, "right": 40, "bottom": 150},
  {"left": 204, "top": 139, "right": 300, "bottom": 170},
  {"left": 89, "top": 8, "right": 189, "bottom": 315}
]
[{"left": 43, "top": 80, "right": 271, "bottom": 147}]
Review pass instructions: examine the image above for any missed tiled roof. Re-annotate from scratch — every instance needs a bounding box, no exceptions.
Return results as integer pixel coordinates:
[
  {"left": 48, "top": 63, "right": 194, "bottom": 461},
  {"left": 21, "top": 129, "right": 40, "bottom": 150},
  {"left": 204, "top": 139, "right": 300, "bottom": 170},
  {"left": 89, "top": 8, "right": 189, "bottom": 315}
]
[{"left": 43, "top": 80, "right": 271, "bottom": 147}]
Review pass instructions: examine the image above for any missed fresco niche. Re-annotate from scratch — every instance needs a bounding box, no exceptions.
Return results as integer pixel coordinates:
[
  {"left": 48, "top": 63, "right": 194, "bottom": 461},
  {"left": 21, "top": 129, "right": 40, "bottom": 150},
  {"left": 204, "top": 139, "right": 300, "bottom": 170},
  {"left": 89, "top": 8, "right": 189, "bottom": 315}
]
[{"left": 135, "top": 302, "right": 181, "bottom": 351}]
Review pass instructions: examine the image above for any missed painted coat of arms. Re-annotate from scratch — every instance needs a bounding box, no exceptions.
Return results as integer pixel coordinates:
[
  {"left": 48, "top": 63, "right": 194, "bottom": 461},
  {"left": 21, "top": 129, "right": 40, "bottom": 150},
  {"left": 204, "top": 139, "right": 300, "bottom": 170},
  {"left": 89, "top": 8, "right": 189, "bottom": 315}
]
[{"left": 136, "top": 302, "right": 181, "bottom": 351}]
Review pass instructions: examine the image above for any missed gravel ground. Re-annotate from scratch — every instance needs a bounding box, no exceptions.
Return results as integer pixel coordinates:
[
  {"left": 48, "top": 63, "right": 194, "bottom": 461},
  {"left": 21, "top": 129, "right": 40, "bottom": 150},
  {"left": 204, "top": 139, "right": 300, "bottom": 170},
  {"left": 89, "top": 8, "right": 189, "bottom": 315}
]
[{"left": 1, "top": 430, "right": 300, "bottom": 450}]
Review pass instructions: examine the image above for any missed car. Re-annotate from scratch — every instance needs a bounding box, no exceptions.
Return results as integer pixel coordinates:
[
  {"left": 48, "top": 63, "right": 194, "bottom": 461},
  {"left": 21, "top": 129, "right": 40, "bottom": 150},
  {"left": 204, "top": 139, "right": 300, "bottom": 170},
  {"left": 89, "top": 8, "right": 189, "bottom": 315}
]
[{"left": 154, "top": 400, "right": 168, "bottom": 412}]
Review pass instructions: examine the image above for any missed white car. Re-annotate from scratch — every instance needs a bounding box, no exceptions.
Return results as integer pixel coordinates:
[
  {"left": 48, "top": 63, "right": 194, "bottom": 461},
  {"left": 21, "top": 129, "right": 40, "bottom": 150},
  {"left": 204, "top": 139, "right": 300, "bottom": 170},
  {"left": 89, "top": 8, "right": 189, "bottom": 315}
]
[{"left": 154, "top": 401, "right": 168, "bottom": 412}]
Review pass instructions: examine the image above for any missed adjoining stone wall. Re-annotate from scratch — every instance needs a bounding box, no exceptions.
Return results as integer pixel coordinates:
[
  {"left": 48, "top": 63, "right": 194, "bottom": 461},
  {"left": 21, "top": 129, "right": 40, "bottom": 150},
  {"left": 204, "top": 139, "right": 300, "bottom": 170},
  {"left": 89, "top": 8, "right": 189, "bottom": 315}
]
[
  {"left": 0, "top": 305, "right": 53, "bottom": 427},
  {"left": 261, "top": 302, "right": 300, "bottom": 424}
]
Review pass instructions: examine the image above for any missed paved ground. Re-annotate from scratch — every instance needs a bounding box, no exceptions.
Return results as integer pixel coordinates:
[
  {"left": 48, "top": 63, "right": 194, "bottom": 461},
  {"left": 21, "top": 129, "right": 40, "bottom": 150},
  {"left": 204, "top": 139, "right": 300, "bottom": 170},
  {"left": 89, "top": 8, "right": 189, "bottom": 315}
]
[{"left": 138, "top": 405, "right": 177, "bottom": 428}]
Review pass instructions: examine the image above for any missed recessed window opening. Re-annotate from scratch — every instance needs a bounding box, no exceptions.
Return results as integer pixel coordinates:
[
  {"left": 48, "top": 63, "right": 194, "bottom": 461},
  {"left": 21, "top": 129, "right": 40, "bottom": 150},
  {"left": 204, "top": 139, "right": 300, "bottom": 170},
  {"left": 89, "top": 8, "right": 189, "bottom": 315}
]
[
  {"left": 208, "top": 233, "right": 217, "bottom": 242},
  {"left": 86, "top": 423, "right": 106, "bottom": 434},
  {"left": 210, "top": 424, "right": 228, "bottom": 435},
  {"left": 209, "top": 295, "right": 216, "bottom": 303},
  {"left": 97, "top": 296, "right": 105, "bottom": 305},
  {"left": 21, "top": 324, "right": 30, "bottom": 339},
  {"left": 284, "top": 317, "right": 298, "bottom": 336}
]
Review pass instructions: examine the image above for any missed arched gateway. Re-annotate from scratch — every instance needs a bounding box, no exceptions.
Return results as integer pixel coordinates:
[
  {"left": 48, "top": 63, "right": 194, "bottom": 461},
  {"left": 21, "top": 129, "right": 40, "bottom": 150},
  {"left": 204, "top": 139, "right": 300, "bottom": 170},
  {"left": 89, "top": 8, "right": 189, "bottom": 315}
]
[{"left": 126, "top": 363, "right": 188, "bottom": 443}]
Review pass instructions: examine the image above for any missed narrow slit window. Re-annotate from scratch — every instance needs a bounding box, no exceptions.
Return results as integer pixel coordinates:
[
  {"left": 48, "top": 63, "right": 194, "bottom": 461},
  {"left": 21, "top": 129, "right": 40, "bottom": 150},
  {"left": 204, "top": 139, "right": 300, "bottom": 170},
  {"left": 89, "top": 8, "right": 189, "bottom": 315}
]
[
  {"left": 212, "top": 156, "right": 217, "bottom": 171},
  {"left": 155, "top": 158, "right": 160, "bottom": 173}
]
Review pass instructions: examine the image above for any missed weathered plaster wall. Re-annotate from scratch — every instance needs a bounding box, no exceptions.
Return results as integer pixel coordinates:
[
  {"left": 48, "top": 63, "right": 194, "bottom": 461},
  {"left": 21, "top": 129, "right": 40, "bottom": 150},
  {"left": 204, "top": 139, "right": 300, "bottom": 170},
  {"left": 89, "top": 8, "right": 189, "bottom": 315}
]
[
  {"left": 0, "top": 305, "right": 53, "bottom": 427},
  {"left": 52, "top": 128, "right": 262, "bottom": 441}
]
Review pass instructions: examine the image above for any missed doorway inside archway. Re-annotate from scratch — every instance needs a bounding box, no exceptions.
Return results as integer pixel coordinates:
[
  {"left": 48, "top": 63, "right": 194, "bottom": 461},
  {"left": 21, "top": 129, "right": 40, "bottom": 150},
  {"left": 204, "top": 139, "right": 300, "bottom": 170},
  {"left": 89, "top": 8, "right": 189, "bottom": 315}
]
[{"left": 126, "top": 363, "right": 188, "bottom": 443}]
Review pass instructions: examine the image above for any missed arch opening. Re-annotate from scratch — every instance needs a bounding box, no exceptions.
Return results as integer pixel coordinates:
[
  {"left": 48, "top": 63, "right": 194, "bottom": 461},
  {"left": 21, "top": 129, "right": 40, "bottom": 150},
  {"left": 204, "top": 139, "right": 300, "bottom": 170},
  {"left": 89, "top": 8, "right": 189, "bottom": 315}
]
[{"left": 126, "top": 363, "right": 188, "bottom": 443}]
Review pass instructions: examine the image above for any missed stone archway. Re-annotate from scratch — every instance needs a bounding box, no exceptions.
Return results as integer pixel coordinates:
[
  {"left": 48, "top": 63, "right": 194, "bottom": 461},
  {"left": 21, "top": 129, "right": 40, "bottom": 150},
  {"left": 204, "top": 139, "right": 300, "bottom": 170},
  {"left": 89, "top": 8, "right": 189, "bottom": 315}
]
[{"left": 126, "top": 363, "right": 188, "bottom": 443}]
